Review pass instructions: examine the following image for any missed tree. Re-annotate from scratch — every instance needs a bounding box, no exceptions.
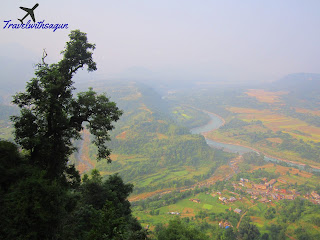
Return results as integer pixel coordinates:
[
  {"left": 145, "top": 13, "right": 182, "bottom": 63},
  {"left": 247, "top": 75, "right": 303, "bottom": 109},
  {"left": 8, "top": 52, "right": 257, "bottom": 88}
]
[
  {"left": 267, "top": 224, "right": 286, "bottom": 240},
  {"left": 11, "top": 30, "right": 122, "bottom": 180},
  {"left": 1, "top": 30, "right": 148, "bottom": 240},
  {"left": 239, "top": 222, "right": 260, "bottom": 240},
  {"left": 0, "top": 140, "right": 75, "bottom": 239},
  {"left": 264, "top": 207, "right": 276, "bottom": 220},
  {"left": 155, "top": 217, "right": 207, "bottom": 240},
  {"left": 60, "top": 170, "right": 147, "bottom": 240},
  {"left": 222, "top": 227, "right": 237, "bottom": 240}
]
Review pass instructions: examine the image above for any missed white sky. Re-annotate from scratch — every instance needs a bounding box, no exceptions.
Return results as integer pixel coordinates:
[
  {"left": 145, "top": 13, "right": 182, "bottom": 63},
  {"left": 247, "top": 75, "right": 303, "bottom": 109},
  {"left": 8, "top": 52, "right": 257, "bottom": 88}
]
[{"left": 1, "top": 0, "right": 320, "bottom": 83}]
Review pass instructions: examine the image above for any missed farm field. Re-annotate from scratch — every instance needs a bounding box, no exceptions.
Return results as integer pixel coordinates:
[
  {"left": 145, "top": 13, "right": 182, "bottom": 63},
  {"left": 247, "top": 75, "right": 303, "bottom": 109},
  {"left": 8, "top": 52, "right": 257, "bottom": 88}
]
[
  {"left": 207, "top": 130, "right": 320, "bottom": 169},
  {"left": 249, "top": 163, "right": 319, "bottom": 188},
  {"left": 129, "top": 162, "right": 236, "bottom": 202},
  {"left": 295, "top": 108, "right": 320, "bottom": 116},
  {"left": 133, "top": 159, "right": 320, "bottom": 239},
  {"left": 133, "top": 189, "right": 320, "bottom": 239},
  {"left": 245, "top": 89, "right": 288, "bottom": 104},
  {"left": 133, "top": 192, "right": 252, "bottom": 228},
  {"left": 227, "top": 107, "right": 320, "bottom": 142},
  {"left": 202, "top": 98, "right": 320, "bottom": 168}
]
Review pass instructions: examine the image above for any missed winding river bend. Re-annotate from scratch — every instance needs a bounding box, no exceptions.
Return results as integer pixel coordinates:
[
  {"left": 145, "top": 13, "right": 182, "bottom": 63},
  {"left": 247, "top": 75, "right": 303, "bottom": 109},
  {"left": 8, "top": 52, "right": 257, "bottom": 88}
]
[{"left": 191, "top": 111, "right": 320, "bottom": 172}]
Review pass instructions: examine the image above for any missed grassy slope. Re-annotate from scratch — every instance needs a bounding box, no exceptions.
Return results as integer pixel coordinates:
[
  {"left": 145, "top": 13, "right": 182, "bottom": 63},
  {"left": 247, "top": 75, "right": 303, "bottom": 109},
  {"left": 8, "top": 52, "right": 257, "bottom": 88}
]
[{"left": 73, "top": 82, "right": 234, "bottom": 198}]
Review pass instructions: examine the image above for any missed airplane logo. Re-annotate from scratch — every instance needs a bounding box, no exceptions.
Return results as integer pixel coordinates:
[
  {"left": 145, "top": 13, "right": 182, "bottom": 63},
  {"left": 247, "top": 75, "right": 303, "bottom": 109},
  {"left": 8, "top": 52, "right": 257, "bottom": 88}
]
[{"left": 18, "top": 3, "right": 39, "bottom": 24}]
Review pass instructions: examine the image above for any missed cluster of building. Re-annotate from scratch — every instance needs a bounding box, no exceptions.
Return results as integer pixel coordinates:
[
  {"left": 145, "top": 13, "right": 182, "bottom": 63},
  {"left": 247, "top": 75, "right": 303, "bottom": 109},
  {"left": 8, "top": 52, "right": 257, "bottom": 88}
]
[
  {"left": 218, "top": 195, "right": 237, "bottom": 204},
  {"left": 306, "top": 191, "right": 320, "bottom": 204},
  {"left": 216, "top": 174, "right": 320, "bottom": 207},
  {"left": 218, "top": 220, "right": 233, "bottom": 229},
  {"left": 167, "top": 211, "right": 180, "bottom": 215},
  {"left": 216, "top": 191, "right": 238, "bottom": 202},
  {"left": 241, "top": 177, "right": 300, "bottom": 202},
  {"left": 238, "top": 177, "right": 320, "bottom": 205},
  {"left": 234, "top": 208, "right": 242, "bottom": 214}
]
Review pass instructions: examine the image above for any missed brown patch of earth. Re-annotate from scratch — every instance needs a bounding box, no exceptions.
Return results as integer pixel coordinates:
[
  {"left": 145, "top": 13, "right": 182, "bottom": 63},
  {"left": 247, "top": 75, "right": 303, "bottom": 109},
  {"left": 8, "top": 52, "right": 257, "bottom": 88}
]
[
  {"left": 295, "top": 108, "right": 320, "bottom": 116},
  {"left": 267, "top": 138, "right": 283, "bottom": 144},
  {"left": 181, "top": 208, "right": 195, "bottom": 217},
  {"left": 129, "top": 189, "right": 172, "bottom": 202},
  {"left": 245, "top": 89, "right": 288, "bottom": 103},
  {"left": 116, "top": 131, "right": 127, "bottom": 139},
  {"left": 109, "top": 154, "right": 119, "bottom": 161},
  {"left": 250, "top": 216, "right": 264, "bottom": 225},
  {"left": 140, "top": 103, "right": 153, "bottom": 114},
  {"left": 77, "top": 129, "right": 96, "bottom": 174},
  {"left": 157, "top": 133, "right": 168, "bottom": 139}
]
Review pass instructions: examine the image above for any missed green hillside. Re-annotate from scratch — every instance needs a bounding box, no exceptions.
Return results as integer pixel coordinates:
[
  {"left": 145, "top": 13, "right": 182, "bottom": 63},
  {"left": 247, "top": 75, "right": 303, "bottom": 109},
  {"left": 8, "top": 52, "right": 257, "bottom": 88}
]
[{"left": 73, "top": 82, "right": 234, "bottom": 195}]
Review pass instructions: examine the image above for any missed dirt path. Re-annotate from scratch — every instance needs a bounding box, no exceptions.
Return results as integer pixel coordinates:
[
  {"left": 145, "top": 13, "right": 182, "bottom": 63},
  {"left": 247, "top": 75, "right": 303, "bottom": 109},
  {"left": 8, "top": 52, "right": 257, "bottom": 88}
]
[
  {"left": 129, "top": 189, "right": 173, "bottom": 202},
  {"left": 77, "top": 129, "right": 95, "bottom": 174},
  {"left": 285, "top": 234, "right": 296, "bottom": 240},
  {"left": 236, "top": 204, "right": 257, "bottom": 229}
]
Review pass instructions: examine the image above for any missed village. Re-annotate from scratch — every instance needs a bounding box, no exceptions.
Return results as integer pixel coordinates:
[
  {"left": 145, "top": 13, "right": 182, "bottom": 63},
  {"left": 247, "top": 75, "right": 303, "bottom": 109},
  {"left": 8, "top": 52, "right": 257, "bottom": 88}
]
[{"left": 215, "top": 176, "right": 320, "bottom": 207}]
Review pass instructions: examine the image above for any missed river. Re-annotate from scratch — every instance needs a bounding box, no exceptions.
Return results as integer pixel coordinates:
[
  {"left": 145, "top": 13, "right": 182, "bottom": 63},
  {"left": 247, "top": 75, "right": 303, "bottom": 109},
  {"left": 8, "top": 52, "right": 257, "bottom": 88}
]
[{"left": 190, "top": 111, "right": 320, "bottom": 172}]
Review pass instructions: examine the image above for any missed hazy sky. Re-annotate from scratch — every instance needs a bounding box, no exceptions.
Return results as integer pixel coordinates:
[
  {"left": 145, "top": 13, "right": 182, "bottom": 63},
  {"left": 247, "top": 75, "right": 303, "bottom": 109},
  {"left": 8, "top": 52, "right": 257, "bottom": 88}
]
[{"left": 1, "top": 0, "right": 320, "bottom": 83}]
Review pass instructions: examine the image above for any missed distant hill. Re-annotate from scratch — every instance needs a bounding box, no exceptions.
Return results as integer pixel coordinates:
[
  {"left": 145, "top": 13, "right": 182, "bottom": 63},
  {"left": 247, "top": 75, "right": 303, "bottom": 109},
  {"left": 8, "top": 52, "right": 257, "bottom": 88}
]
[
  {"left": 272, "top": 73, "right": 320, "bottom": 91},
  {"left": 269, "top": 73, "right": 320, "bottom": 106}
]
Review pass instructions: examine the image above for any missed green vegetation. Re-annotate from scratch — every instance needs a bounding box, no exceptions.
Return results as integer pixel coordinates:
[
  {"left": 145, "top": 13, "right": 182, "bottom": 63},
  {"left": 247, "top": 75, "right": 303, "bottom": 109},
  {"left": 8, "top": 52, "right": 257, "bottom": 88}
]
[
  {"left": 0, "top": 31, "right": 147, "bottom": 239},
  {"left": 75, "top": 82, "right": 235, "bottom": 195},
  {"left": 171, "top": 105, "right": 210, "bottom": 129},
  {"left": 2, "top": 29, "right": 320, "bottom": 240},
  {"left": 154, "top": 217, "right": 207, "bottom": 240},
  {"left": 11, "top": 30, "right": 122, "bottom": 179},
  {"left": 214, "top": 117, "right": 320, "bottom": 164},
  {"left": 132, "top": 163, "right": 320, "bottom": 239},
  {"left": 171, "top": 86, "right": 320, "bottom": 167}
]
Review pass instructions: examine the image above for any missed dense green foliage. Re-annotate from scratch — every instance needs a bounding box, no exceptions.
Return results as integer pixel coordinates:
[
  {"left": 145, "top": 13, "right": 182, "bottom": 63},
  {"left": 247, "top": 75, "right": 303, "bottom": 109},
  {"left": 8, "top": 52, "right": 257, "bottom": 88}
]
[
  {"left": 0, "top": 141, "right": 147, "bottom": 239},
  {"left": 60, "top": 170, "right": 147, "bottom": 239},
  {"left": 154, "top": 217, "right": 207, "bottom": 240},
  {"left": 238, "top": 221, "right": 260, "bottom": 240},
  {"left": 0, "top": 31, "right": 147, "bottom": 240},
  {"left": 11, "top": 30, "right": 122, "bottom": 179},
  {"left": 0, "top": 141, "right": 73, "bottom": 239}
]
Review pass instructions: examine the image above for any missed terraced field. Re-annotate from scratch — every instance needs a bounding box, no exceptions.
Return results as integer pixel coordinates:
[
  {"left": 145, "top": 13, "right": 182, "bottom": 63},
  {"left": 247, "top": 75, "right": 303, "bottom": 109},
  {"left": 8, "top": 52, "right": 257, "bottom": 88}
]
[{"left": 227, "top": 106, "right": 320, "bottom": 142}]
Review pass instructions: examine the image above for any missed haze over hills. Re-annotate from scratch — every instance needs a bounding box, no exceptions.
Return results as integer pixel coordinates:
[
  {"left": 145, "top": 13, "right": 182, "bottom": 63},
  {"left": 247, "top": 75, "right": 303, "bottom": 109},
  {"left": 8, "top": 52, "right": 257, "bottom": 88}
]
[
  {"left": 2, "top": 73, "right": 320, "bottom": 239},
  {"left": 67, "top": 79, "right": 320, "bottom": 239},
  {"left": 0, "top": 57, "right": 34, "bottom": 99},
  {"left": 271, "top": 73, "right": 320, "bottom": 96},
  {"left": 265, "top": 73, "right": 320, "bottom": 109},
  {"left": 2, "top": 1, "right": 320, "bottom": 238}
]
